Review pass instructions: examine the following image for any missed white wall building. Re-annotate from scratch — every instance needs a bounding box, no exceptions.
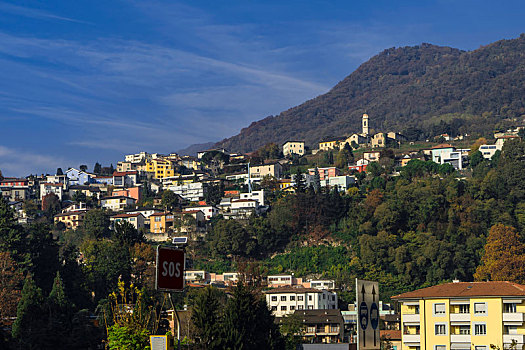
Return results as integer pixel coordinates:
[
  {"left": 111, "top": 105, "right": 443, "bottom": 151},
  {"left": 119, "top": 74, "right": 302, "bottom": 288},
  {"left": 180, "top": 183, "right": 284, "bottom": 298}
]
[
  {"left": 283, "top": 141, "right": 305, "bottom": 157},
  {"left": 167, "top": 182, "right": 206, "bottom": 202},
  {"left": 240, "top": 190, "right": 265, "bottom": 206},
  {"left": 183, "top": 205, "right": 218, "bottom": 220},
  {"left": 40, "top": 183, "right": 64, "bottom": 201},
  {"left": 265, "top": 288, "right": 338, "bottom": 318}
]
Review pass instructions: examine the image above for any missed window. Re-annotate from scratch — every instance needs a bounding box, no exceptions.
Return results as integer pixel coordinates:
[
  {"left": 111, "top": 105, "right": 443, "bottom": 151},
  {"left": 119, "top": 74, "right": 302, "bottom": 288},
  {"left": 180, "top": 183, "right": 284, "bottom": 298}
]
[
  {"left": 474, "top": 303, "right": 487, "bottom": 315},
  {"left": 414, "top": 305, "right": 420, "bottom": 314},
  {"left": 435, "top": 346, "right": 446, "bottom": 350},
  {"left": 290, "top": 296, "right": 295, "bottom": 301},
  {"left": 290, "top": 306, "right": 295, "bottom": 311},
  {"left": 434, "top": 303, "right": 446, "bottom": 315},
  {"left": 474, "top": 323, "right": 487, "bottom": 335},
  {"left": 435, "top": 324, "right": 446, "bottom": 335},
  {"left": 307, "top": 305, "right": 313, "bottom": 310},
  {"left": 323, "top": 294, "right": 326, "bottom": 299},
  {"left": 155, "top": 216, "right": 161, "bottom": 222},
  {"left": 308, "top": 295, "right": 312, "bottom": 301},
  {"left": 281, "top": 296, "right": 286, "bottom": 301},
  {"left": 459, "top": 326, "right": 470, "bottom": 335},
  {"left": 505, "top": 325, "right": 518, "bottom": 335},
  {"left": 475, "top": 347, "right": 486, "bottom": 350},
  {"left": 271, "top": 296, "right": 277, "bottom": 302},
  {"left": 298, "top": 305, "right": 303, "bottom": 310},
  {"left": 459, "top": 304, "right": 470, "bottom": 314},
  {"left": 281, "top": 306, "right": 287, "bottom": 311},
  {"left": 271, "top": 306, "right": 277, "bottom": 311},
  {"left": 504, "top": 303, "right": 517, "bottom": 313},
  {"left": 298, "top": 296, "right": 304, "bottom": 301}
]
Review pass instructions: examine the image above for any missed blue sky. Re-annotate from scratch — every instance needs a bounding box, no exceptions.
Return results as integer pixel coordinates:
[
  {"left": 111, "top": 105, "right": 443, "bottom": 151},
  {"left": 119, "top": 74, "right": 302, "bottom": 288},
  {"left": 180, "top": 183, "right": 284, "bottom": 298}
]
[{"left": 0, "top": 0, "right": 524, "bottom": 176}]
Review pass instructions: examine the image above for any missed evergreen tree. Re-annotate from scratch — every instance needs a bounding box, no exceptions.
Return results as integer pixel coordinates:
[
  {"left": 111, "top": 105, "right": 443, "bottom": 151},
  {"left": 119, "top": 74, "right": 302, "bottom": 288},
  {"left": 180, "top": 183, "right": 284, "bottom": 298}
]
[
  {"left": 94, "top": 162, "right": 102, "bottom": 174},
  {"left": 222, "top": 282, "right": 284, "bottom": 349},
  {"left": 112, "top": 221, "right": 145, "bottom": 247},
  {"left": 82, "top": 209, "right": 111, "bottom": 240},
  {"left": 0, "top": 197, "right": 27, "bottom": 265},
  {"left": 56, "top": 168, "right": 64, "bottom": 176},
  {"left": 191, "top": 286, "right": 225, "bottom": 349},
  {"left": 294, "top": 168, "right": 306, "bottom": 193},
  {"left": 313, "top": 167, "right": 321, "bottom": 193},
  {"left": 12, "top": 278, "right": 46, "bottom": 348}
]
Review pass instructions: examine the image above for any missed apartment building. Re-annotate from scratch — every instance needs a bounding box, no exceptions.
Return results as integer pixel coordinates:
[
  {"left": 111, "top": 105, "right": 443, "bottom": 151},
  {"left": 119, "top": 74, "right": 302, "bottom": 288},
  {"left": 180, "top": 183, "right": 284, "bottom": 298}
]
[
  {"left": 145, "top": 158, "right": 176, "bottom": 179},
  {"left": 392, "top": 281, "right": 525, "bottom": 350},
  {"left": 167, "top": 182, "right": 206, "bottom": 202},
  {"left": 110, "top": 213, "right": 146, "bottom": 231},
  {"left": 100, "top": 196, "right": 136, "bottom": 211},
  {"left": 264, "top": 287, "right": 338, "bottom": 318},
  {"left": 54, "top": 210, "right": 86, "bottom": 230},
  {"left": 250, "top": 163, "right": 283, "bottom": 179}
]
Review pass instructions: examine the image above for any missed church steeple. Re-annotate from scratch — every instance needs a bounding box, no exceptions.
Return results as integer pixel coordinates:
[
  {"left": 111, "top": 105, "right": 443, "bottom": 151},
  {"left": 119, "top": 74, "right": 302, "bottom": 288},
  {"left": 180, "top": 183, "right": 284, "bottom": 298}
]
[{"left": 362, "top": 113, "right": 369, "bottom": 135}]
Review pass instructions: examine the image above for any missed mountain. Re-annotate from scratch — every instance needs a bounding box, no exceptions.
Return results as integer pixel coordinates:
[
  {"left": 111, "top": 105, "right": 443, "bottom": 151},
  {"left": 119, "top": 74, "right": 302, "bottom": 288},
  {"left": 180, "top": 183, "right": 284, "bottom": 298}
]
[
  {"left": 216, "top": 34, "right": 525, "bottom": 153},
  {"left": 177, "top": 141, "right": 216, "bottom": 157}
]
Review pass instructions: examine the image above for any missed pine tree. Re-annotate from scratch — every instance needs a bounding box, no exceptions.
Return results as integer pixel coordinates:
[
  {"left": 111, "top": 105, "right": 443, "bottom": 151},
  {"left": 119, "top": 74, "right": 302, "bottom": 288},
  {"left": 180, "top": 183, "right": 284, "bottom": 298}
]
[
  {"left": 12, "top": 278, "right": 45, "bottom": 347},
  {"left": 313, "top": 167, "right": 321, "bottom": 193},
  {"left": 94, "top": 162, "right": 102, "bottom": 174},
  {"left": 294, "top": 168, "right": 306, "bottom": 193},
  {"left": 0, "top": 197, "right": 27, "bottom": 266},
  {"left": 192, "top": 286, "right": 225, "bottom": 349}
]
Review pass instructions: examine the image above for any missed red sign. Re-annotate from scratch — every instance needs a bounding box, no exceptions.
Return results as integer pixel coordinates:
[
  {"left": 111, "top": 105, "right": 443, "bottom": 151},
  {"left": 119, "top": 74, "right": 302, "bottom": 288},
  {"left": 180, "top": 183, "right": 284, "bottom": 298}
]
[{"left": 156, "top": 246, "right": 185, "bottom": 291}]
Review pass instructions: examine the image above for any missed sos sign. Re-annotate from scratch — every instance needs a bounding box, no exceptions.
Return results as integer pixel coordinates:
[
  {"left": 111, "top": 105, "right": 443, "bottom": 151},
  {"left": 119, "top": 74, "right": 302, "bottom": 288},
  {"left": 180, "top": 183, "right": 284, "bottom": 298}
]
[{"left": 156, "top": 246, "right": 185, "bottom": 292}]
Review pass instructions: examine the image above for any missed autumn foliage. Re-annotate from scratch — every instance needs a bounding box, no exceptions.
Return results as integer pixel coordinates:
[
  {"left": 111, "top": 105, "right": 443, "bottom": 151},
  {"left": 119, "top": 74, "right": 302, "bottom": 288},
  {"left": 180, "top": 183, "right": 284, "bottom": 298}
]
[{"left": 474, "top": 224, "right": 525, "bottom": 283}]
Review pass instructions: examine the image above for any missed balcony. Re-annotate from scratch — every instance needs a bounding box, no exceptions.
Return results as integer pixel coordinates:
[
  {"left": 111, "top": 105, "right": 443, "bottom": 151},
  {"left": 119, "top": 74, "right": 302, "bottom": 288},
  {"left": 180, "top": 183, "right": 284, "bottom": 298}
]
[
  {"left": 450, "top": 313, "right": 471, "bottom": 322},
  {"left": 402, "top": 314, "right": 421, "bottom": 323},
  {"left": 503, "top": 312, "right": 524, "bottom": 323},
  {"left": 402, "top": 334, "right": 420, "bottom": 344},
  {"left": 451, "top": 334, "right": 471, "bottom": 343},
  {"left": 504, "top": 334, "right": 524, "bottom": 344}
]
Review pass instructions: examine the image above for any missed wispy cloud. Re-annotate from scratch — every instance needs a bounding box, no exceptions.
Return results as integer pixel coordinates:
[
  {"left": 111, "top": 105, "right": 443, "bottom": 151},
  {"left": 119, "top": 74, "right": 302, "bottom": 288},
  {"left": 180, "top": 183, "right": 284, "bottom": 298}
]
[
  {"left": 0, "top": 145, "right": 67, "bottom": 177},
  {"left": 0, "top": 2, "right": 91, "bottom": 24}
]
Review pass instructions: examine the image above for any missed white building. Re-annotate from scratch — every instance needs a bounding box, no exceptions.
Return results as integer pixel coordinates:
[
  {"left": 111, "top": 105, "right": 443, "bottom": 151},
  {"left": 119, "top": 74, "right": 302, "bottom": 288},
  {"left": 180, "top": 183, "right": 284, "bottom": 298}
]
[
  {"left": 240, "top": 190, "right": 265, "bottom": 206},
  {"left": 101, "top": 196, "right": 136, "bottom": 212},
  {"left": 249, "top": 163, "right": 283, "bottom": 179},
  {"left": 183, "top": 205, "right": 219, "bottom": 220},
  {"left": 167, "top": 182, "right": 206, "bottom": 202},
  {"left": 283, "top": 141, "right": 305, "bottom": 157},
  {"left": 309, "top": 280, "right": 336, "bottom": 290},
  {"left": 125, "top": 152, "right": 152, "bottom": 163},
  {"left": 40, "top": 183, "right": 64, "bottom": 201},
  {"left": 265, "top": 287, "right": 338, "bottom": 318},
  {"left": 323, "top": 175, "right": 356, "bottom": 192}
]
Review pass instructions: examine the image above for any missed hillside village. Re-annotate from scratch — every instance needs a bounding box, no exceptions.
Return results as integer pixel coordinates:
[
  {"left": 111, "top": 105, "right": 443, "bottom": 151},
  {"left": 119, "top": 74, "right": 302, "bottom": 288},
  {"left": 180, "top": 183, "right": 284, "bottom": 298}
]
[{"left": 2, "top": 112, "right": 525, "bottom": 347}]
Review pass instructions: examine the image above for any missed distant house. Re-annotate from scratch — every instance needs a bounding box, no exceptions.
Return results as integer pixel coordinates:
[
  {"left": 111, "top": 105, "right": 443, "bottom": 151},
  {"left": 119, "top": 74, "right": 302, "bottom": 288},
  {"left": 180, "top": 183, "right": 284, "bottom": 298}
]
[
  {"left": 293, "top": 309, "right": 344, "bottom": 344},
  {"left": 100, "top": 196, "right": 136, "bottom": 212},
  {"left": 308, "top": 167, "right": 340, "bottom": 181},
  {"left": 431, "top": 144, "right": 464, "bottom": 170},
  {"left": 341, "top": 134, "right": 369, "bottom": 148},
  {"left": 318, "top": 137, "right": 345, "bottom": 151},
  {"left": 249, "top": 163, "right": 283, "bottom": 179},
  {"left": 0, "top": 178, "right": 30, "bottom": 202},
  {"left": 54, "top": 210, "right": 86, "bottom": 230},
  {"left": 66, "top": 168, "right": 94, "bottom": 186},
  {"left": 111, "top": 213, "right": 146, "bottom": 231},
  {"left": 40, "top": 182, "right": 64, "bottom": 201},
  {"left": 183, "top": 205, "right": 219, "bottom": 220},
  {"left": 113, "top": 171, "right": 138, "bottom": 187},
  {"left": 149, "top": 212, "right": 174, "bottom": 234},
  {"left": 283, "top": 141, "right": 305, "bottom": 157},
  {"left": 68, "top": 185, "right": 101, "bottom": 199},
  {"left": 112, "top": 186, "right": 142, "bottom": 202},
  {"left": 363, "top": 151, "right": 381, "bottom": 162}
]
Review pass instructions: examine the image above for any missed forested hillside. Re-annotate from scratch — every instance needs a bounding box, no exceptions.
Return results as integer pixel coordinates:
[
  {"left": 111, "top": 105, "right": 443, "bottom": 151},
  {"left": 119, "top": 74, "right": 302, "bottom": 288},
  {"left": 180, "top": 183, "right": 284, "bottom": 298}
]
[{"left": 217, "top": 34, "right": 525, "bottom": 152}]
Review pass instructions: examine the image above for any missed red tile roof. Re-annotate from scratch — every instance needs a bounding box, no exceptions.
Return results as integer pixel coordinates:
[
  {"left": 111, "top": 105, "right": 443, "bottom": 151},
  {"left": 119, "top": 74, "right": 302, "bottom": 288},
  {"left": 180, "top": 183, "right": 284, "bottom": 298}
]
[
  {"left": 392, "top": 281, "right": 525, "bottom": 299},
  {"left": 112, "top": 213, "right": 142, "bottom": 218},
  {"left": 380, "top": 330, "right": 401, "bottom": 340},
  {"left": 431, "top": 143, "right": 455, "bottom": 149},
  {"left": 113, "top": 171, "right": 138, "bottom": 176}
]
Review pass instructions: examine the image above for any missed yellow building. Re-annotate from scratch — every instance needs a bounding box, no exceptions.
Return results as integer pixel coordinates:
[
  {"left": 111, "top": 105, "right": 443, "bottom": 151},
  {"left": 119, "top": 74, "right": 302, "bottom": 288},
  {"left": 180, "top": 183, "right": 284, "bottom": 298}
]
[
  {"left": 54, "top": 210, "right": 86, "bottom": 230},
  {"left": 392, "top": 281, "right": 525, "bottom": 350},
  {"left": 149, "top": 212, "right": 174, "bottom": 234},
  {"left": 319, "top": 138, "right": 343, "bottom": 151},
  {"left": 145, "top": 158, "right": 176, "bottom": 179}
]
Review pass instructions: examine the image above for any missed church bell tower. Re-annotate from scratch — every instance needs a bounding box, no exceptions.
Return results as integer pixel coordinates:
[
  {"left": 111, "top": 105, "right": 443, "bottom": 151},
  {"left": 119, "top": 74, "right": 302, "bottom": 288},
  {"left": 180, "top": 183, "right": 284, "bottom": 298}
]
[{"left": 362, "top": 113, "right": 369, "bottom": 135}]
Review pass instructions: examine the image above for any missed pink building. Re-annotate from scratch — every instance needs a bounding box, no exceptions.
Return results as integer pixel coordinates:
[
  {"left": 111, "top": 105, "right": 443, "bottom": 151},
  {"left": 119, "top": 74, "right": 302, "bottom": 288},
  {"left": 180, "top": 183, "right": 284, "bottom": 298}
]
[
  {"left": 112, "top": 186, "right": 142, "bottom": 202},
  {"left": 308, "top": 167, "right": 341, "bottom": 181}
]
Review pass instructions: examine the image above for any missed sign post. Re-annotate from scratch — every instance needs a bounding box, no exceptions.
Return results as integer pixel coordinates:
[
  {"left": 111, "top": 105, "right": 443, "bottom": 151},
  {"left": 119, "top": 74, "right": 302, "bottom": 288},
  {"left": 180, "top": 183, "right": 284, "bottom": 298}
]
[
  {"left": 356, "top": 279, "right": 380, "bottom": 350},
  {"left": 156, "top": 245, "right": 185, "bottom": 350}
]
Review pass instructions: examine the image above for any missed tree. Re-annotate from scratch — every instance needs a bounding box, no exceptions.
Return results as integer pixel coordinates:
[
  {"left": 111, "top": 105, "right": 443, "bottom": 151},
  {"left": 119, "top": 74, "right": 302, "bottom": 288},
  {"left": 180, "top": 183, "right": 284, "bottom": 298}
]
[
  {"left": 205, "top": 182, "right": 223, "bottom": 206},
  {"left": 42, "top": 193, "right": 61, "bottom": 218},
  {"left": 94, "top": 162, "right": 102, "bottom": 174},
  {"left": 161, "top": 190, "right": 180, "bottom": 211},
  {"left": 81, "top": 239, "right": 131, "bottom": 302},
  {"left": 208, "top": 220, "right": 256, "bottom": 258},
  {"left": 474, "top": 224, "right": 525, "bottom": 283},
  {"left": 56, "top": 168, "right": 64, "bottom": 176},
  {"left": 312, "top": 167, "right": 321, "bottom": 192},
  {"left": 222, "top": 282, "right": 284, "bottom": 349},
  {"left": 79, "top": 165, "right": 88, "bottom": 172},
  {"left": 112, "top": 221, "right": 144, "bottom": 247},
  {"left": 470, "top": 150, "right": 484, "bottom": 168},
  {"left": 294, "top": 168, "right": 306, "bottom": 193},
  {"left": 0, "top": 251, "right": 23, "bottom": 325},
  {"left": 130, "top": 243, "right": 155, "bottom": 289},
  {"left": 72, "top": 190, "right": 87, "bottom": 203},
  {"left": 469, "top": 137, "right": 488, "bottom": 156},
  {"left": 335, "top": 143, "right": 354, "bottom": 168},
  {"left": 25, "top": 222, "right": 60, "bottom": 291},
  {"left": 12, "top": 278, "right": 46, "bottom": 347},
  {"left": 23, "top": 200, "right": 39, "bottom": 218},
  {"left": 0, "top": 197, "right": 26, "bottom": 263},
  {"left": 82, "top": 209, "right": 111, "bottom": 240},
  {"left": 191, "top": 286, "right": 226, "bottom": 349}
]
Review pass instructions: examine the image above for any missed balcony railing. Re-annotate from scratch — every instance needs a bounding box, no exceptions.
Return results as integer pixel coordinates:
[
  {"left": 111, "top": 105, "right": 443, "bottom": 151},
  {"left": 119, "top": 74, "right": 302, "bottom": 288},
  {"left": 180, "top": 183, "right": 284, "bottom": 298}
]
[
  {"left": 402, "top": 314, "right": 421, "bottom": 323},
  {"left": 402, "top": 334, "right": 420, "bottom": 344},
  {"left": 451, "top": 334, "right": 471, "bottom": 343},
  {"left": 503, "top": 313, "right": 524, "bottom": 323},
  {"left": 450, "top": 313, "right": 471, "bottom": 322},
  {"left": 503, "top": 334, "right": 524, "bottom": 344}
]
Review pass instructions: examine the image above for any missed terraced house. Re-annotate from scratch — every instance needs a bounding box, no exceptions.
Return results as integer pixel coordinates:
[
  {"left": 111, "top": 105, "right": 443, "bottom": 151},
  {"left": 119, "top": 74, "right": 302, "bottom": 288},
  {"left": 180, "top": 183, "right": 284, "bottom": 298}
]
[{"left": 392, "top": 281, "right": 525, "bottom": 350}]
